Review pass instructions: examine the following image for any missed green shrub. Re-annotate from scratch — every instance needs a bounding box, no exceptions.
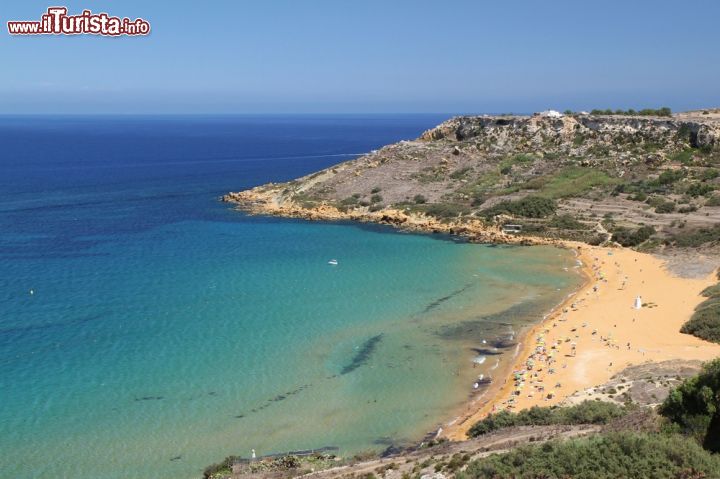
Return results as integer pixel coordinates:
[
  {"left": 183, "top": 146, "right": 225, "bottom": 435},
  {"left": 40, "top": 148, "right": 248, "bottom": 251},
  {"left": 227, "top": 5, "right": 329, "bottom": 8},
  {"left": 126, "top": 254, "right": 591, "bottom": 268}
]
[
  {"left": 701, "top": 168, "right": 719, "bottom": 180},
  {"left": 701, "top": 284, "right": 720, "bottom": 298},
  {"left": 612, "top": 225, "right": 655, "bottom": 247},
  {"left": 481, "top": 196, "right": 557, "bottom": 218},
  {"left": 706, "top": 195, "right": 720, "bottom": 207},
  {"left": 370, "top": 194, "right": 383, "bottom": 204},
  {"left": 549, "top": 214, "right": 585, "bottom": 230},
  {"left": 512, "top": 153, "right": 535, "bottom": 164},
  {"left": 468, "top": 401, "right": 626, "bottom": 437},
  {"left": 450, "top": 167, "right": 472, "bottom": 179},
  {"left": 340, "top": 196, "right": 359, "bottom": 206},
  {"left": 654, "top": 201, "right": 676, "bottom": 213},
  {"left": 537, "top": 167, "right": 620, "bottom": 199},
  {"left": 589, "top": 107, "right": 672, "bottom": 117},
  {"left": 371, "top": 186, "right": 381, "bottom": 194},
  {"left": 654, "top": 169, "right": 685, "bottom": 186},
  {"left": 669, "top": 224, "right": 720, "bottom": 247},
  {"left": 680, "top": 282, "right": 720, "bottom": 344},
  {"left": 629, "top": 192, "right": 648, "bottom": 201},
  {"left": 646, "top": 196, "right": 666, "bottom": 207},
  {"left": 686, "top": 183, "right": 715, "bottom": 198},
  {"left": 458, "top": 432, "right": 720, "bottom": 479},
  {"left": 470, "top": 192, "right": 487, "bottom": 207},
  {"left": 678, "top": 205, "right": 697, "bottom": 214},
  {"left": 413, "top": 194, "right": 427, "bottom": 204},
  {"left": 680, "top": 304, "right": 720, "bottom": 343},
  {"left": 660, "top": 358, "right": 720, "bottom": 452},
  {"left": 425, "top": 203, "right": 470, "bottom": 219},
  {"left": 203, "top": 456, "right": 239, "bottom": 479},
  {"left": 671, "top": 149, "right": 695, "bottom": 165}
]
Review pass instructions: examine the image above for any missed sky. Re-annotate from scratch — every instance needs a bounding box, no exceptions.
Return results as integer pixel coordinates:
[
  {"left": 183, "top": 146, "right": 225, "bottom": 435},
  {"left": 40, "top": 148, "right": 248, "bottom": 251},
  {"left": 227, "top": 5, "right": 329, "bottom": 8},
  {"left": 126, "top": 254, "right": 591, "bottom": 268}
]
[{"left": 1, "top": 0, "right": 719, "bottom": 114}]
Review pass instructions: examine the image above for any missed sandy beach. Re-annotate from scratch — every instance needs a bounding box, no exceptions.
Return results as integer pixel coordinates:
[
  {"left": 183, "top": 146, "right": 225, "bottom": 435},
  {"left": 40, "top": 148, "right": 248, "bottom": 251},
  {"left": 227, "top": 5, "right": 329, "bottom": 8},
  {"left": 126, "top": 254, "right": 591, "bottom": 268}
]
[{"left": 444, "top": 243, "right": 720, "bottom": 440}]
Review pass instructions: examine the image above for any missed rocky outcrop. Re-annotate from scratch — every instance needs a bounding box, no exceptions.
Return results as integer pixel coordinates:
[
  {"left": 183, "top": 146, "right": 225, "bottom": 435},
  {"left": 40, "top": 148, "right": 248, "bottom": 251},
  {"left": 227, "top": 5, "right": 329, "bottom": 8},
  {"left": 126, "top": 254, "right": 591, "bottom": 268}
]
[{"left": 419, "top": 114, "right": 720, "bottom": 151}]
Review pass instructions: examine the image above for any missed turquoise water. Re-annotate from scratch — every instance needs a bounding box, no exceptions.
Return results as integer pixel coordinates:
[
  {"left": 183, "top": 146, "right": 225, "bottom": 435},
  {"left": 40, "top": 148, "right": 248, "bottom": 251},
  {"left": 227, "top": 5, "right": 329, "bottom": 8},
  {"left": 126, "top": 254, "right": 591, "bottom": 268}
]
[{"left": 0, "top": 116, "right": 581, "bottom": 478}]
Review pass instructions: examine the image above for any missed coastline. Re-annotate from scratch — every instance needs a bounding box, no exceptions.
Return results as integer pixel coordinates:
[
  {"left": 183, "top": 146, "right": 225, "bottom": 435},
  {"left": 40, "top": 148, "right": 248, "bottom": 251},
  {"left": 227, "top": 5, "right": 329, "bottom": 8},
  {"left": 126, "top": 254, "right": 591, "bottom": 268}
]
[
  {"left": 221, "top": 189, "right": 557, "bottom": 246},
  {"left": 444, "top": 242, "right": 720, "bottom": 440},
  {"left": 224, "top": 193, "right": 720, "bottom": 446},
  {"left": 441, "top": 243, "right": 594, "bottom": 439}
]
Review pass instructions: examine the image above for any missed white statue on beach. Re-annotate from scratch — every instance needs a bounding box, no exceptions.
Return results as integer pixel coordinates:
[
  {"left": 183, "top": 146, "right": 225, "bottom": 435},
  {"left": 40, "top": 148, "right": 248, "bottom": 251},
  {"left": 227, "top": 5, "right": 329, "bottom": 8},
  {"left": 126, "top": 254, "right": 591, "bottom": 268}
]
[{"left": 634, "top": 296, "right": 643, "bottom": 310}]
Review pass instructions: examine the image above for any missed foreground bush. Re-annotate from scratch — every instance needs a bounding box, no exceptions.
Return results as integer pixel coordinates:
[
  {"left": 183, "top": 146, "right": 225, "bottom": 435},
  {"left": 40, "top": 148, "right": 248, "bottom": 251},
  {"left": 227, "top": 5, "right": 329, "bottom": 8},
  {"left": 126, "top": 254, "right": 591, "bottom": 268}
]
[
  {"left": 660, "top": 358, "right": 720, "bottom": 452},
  {"left": 468, "top": 401, "right": 626, "bottom": 437},
  {"left": 459, "top": 432, "right": 720, "bottom": 479}
]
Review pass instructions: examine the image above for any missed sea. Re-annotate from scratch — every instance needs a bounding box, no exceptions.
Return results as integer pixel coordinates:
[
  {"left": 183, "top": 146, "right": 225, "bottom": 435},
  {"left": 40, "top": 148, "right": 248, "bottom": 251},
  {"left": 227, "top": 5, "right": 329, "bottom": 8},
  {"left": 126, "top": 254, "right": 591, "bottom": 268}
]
[{"left": 0, "top": 115, "right": 582, "bottom": 479}]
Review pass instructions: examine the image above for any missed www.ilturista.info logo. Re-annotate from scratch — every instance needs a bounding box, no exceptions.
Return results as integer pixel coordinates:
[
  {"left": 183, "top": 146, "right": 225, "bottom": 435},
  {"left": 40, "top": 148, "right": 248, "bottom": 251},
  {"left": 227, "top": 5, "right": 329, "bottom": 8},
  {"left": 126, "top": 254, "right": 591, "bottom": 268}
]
[{"left": 7, "top": 7, "right": 150, "bottom": 36}]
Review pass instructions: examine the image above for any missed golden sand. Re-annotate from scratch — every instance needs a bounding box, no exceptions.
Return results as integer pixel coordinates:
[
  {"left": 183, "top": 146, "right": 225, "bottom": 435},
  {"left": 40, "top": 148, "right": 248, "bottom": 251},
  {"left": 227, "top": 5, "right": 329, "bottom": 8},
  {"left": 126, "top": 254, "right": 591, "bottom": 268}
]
[{"left": 444, "top": 243, "right": 720, "bottom": 440}]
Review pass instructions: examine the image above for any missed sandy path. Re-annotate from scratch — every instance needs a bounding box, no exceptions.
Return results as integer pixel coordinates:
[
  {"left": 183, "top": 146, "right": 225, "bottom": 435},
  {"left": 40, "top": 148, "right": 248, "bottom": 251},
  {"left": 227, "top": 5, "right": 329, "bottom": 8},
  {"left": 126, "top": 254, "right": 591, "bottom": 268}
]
[{"left": 444, "top": 243, "right": 720, "bottom": 440}]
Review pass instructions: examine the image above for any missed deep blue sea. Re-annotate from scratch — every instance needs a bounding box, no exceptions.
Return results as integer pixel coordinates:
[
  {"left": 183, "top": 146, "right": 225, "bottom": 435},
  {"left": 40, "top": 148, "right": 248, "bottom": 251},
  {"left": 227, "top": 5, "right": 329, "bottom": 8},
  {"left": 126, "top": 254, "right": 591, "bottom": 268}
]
[{"left": 0, "top": 115, "right": 581, "bottom": 479}]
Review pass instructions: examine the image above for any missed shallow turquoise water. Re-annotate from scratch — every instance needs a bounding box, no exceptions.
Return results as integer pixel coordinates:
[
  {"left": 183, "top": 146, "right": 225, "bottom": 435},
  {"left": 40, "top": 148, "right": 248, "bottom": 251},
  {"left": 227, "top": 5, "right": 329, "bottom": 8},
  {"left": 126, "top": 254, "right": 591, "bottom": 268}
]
[{"left": 0, "top": 116, "right": 581, "bottom": 478}]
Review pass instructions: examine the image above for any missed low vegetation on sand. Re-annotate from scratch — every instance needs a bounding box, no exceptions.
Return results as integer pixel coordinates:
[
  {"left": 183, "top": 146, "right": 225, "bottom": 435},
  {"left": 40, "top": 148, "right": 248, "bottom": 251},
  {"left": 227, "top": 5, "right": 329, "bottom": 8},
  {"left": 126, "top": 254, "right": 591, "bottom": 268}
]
[{"left": 681, "top": 279, "right": 720, "bottom": 343}]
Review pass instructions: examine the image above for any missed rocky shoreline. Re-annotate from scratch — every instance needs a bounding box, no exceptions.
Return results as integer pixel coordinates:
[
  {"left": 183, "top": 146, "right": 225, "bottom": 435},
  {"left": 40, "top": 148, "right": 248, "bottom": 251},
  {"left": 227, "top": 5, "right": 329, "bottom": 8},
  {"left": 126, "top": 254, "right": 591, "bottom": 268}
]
[{"left": 222, "top": 188, "right": 552, "bottom": 247}]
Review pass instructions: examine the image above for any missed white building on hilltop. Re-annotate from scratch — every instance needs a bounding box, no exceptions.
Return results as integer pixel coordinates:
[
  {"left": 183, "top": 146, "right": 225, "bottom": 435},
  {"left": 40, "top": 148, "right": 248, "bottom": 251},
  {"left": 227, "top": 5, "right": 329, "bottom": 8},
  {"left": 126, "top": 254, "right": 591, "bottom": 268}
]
[{"left": 536, "top": 109, "right": 564, "bottom": 118}]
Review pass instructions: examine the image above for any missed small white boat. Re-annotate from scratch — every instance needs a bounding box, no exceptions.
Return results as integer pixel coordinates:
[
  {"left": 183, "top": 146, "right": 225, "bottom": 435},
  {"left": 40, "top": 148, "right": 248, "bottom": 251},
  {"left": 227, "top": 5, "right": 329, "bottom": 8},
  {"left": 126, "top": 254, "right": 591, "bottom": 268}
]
[{"left": 328, "top": 259, "right": 338, "bottom": 266}]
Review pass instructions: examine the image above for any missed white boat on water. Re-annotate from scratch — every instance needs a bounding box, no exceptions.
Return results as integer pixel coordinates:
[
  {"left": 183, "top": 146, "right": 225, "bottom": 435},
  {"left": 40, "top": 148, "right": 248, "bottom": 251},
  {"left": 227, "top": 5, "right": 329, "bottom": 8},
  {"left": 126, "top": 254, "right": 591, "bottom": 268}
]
[{"left": 328, "top": 259, "right": 338, "bottom": 265}]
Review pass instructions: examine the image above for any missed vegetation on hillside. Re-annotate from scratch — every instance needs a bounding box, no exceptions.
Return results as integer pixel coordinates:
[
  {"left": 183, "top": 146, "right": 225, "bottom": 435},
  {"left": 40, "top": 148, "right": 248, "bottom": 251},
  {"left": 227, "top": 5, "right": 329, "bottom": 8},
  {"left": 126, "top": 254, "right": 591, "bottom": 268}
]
[
  {"left": 468, "top": 401, "right": 627, "bottom": 437},
  {"left": 611, "top": 225, "right": 656, "bottom": 247},
  {"left": 668, "top": 224, "right": 720, "bottom": 248},
  {"left": 589, "top": 107, "right": 672, "bottom": 117},
  {"left": 480, "top": 196, "right": 557, "bottom": 219},
  {"left": 660, "top": 358, "right": 720, "bottom": 452},
  {"left": 459, "top": 432, "right": 720, "bottom": 479},
  {"left": 459, "top": 359, "right": 720, "bottom": 479}
]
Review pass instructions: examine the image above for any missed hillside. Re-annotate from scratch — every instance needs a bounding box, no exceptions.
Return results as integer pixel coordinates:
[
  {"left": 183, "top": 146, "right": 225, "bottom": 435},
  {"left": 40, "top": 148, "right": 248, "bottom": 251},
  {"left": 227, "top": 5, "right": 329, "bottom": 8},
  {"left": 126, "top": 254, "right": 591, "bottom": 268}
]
[{"left": 224, "top": 111, "right": 720, "bottom": 251}]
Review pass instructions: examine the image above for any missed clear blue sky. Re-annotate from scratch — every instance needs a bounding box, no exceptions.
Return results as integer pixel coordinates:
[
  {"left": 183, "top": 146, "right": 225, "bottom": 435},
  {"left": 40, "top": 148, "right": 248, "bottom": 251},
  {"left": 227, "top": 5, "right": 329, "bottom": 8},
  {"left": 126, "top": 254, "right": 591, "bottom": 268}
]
[{"left": 2, "top": 0, "right": 719, "bottom": 114}]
